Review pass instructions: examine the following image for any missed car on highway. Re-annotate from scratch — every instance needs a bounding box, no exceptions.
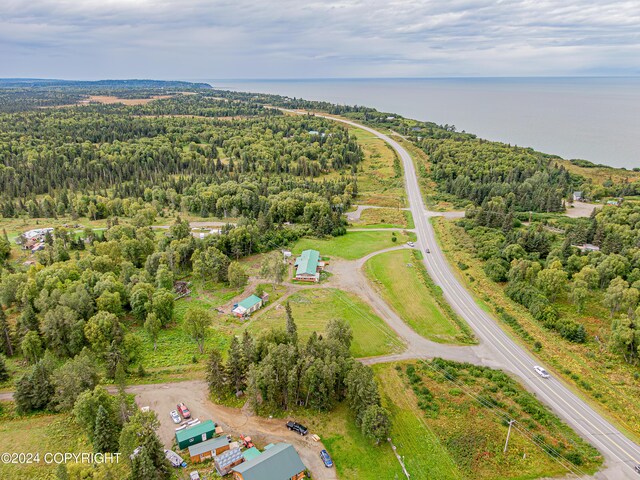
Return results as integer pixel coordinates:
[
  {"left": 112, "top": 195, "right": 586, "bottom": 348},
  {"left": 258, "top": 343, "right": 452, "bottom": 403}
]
[
  {"left": 533, "top": 365, "right": 550, "bottom": 379},
  {"left": 425, "top": 247, "right": 430, "bottom": 253},
  {"left": 634, "top": 464, "right": 640, "bottom": 474},
  {"left": 169, "top": 409, "right": 181, "bottom": 424},
  {"left": 286, "top": 421, "right": 308, "bottom": 436},
  {"left": 177, "top": 402, "right": 191, "bottom": 419},
  {"left": 320, "top": 449, "right": 333, "bottom": 468}
]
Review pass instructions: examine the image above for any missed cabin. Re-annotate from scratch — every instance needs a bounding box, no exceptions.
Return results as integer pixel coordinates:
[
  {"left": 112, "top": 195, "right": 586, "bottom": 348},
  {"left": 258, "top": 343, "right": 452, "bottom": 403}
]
[
  {"left": 231, "top": 443, "right": 306, "bottom": 480},
  {"left": 188, "top": 436, "right": 230, "bottom": 463},
  {"left": 573, "top": 191, "right": 583, "bottom": 202},
  {"left": 175, "top": 420, "right": 217, "bottom": 450},
  {"left": 232, "top": 294, "right": 264, "bottom": 318},
  {"left": 294, "top": 249, "right": 324, "bottom": 283}
]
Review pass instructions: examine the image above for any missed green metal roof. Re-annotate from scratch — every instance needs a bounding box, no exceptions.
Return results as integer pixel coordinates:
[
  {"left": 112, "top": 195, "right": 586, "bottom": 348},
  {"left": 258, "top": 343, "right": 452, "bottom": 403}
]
[
  {"left": 238, "top": 294, "right": 262, "bottom": 310},
  {"left": 175, "top": 420, "right": 216, "bottom": 444},
  {"left": 295, "top": 249, "right": 320, "bottom": 276},
  {"left": 187, "top": 435, "right": 229, "bottom": 456},
  {"left": 242, "top": 446, "right": 261, "bottom": 462},
  {"left": 232, "top": 443, "right": 306, "bottom": 480}
]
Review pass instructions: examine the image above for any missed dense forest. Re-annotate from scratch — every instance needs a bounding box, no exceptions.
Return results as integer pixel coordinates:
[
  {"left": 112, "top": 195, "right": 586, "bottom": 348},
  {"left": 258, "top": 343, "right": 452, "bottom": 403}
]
[{"left": 458, "top": 199, "right": 640, "bottom": 363}]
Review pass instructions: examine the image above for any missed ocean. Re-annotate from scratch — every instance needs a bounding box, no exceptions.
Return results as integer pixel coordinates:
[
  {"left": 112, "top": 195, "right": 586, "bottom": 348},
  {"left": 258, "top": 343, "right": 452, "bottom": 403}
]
[{"left": 204, "top": 77, "right": 640, "bottom": 170}]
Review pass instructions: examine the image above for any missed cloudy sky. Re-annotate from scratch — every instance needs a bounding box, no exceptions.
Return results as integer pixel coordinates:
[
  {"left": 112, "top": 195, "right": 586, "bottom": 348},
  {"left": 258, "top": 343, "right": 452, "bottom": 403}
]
[{"left": 1, "top": 0, "right": 639, "bottom": 79}]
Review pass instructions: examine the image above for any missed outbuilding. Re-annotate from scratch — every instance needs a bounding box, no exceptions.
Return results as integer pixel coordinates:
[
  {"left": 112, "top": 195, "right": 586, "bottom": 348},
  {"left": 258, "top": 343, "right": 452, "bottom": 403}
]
[
  {"left": 232, "top": 294, "right": 264, "bottom": 318},
  {"left": 214, "top": 447, "right": 245, "bottom": 476},
  {"left": 175, "top": 420, "right": 217, "bottom": 450},
  {"left": 294, "top": 249, "right": 324, "bottom": 282},
  {"left": 188, "top": 436, "right": 230, "bottom": 463}
]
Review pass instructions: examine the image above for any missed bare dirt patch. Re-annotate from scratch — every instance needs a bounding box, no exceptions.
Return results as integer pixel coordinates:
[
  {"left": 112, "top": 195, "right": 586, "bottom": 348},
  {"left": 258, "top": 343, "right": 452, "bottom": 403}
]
[
  {"left": 131, "top": 381, "right": 337, "bottom": 480},
  {"left": 565, "top": 201, "right": 602, "bottom": 218}
]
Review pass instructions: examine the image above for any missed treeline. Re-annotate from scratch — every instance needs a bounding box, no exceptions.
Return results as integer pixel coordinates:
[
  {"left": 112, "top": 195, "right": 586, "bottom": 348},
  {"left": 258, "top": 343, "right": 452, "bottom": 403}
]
[
  {"left": 462, "top": 200, "right": 640, "bottom": 362},
  {"left": 206, "top": 304, "right": 392, "bottom": 444},
  {"left": 0, "top": 99, "right": 362, "bottom": 233}
]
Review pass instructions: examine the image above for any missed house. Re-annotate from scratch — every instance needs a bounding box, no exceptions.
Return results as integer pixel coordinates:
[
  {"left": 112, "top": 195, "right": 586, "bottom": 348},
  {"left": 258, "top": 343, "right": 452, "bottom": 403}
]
[
  {"left": 175, "top": 420, "right": 217, "bottom": 450},
  {"left": 232, "top": 294, "right": 264, "bottom": 318},
  {"left": 231, "top": 443, "right": 306, "bottom": 480},
  {"left": 573, "top": 191, "right": 583, "bottom": 201},
  {"left": 294, "top": 249, "right": 324, "bottom": 282},
  {"left": 188, "top": 436, "right": 230, "bottom": 463},
  {"left": 215, "top": 447, "right": 244, "bottom": 476},
  {"left": 575, "top": 244, "right": 600, "bottom": 252}
]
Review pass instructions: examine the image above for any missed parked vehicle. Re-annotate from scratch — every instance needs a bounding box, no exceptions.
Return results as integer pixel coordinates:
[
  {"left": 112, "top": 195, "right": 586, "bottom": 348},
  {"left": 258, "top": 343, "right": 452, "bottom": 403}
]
[
  {"left": 177, "top": 402, "right": 191, "bottom": 419},
  {"left": 170, "top": 410, "right": 181, "bottom": 424},
  {"left": 286, "top": 421, "right": 308, "bottom": 436},
  {"left": 406, "top": 241, "right": 415, "bottom": 247},
  {"left": 533, "top": 365, "right": 550, "bottom": 379},
  {"left": 164, "top": 449, "right": 186, "bottom": 468},
  {"left": 320, "top": 449, "right": 334, "bottom": 468}
]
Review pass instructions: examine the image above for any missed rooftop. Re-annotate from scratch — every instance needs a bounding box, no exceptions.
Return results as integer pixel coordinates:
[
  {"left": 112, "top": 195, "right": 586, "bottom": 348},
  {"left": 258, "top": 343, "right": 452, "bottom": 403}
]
[
  {"left": 175, "top": 420, "right": 216, "bottom": 443},
  {"left": 232, "top": 443, "right": 306, "bottom": 480},
  {"left": 238, "top": 294, "right": 263, "bottom": 310},
  {"left": 188, "top": 435, "right": 229, "bottom": 456},
  {"left": 295, "top": 249, "right": 320, "bottom": 276}
]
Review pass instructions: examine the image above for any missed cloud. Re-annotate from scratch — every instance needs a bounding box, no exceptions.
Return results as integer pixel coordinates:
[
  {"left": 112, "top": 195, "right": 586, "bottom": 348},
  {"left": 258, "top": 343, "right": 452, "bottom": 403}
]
[{"left": 0, "top": 0, "right": 638, "bottom": 78}]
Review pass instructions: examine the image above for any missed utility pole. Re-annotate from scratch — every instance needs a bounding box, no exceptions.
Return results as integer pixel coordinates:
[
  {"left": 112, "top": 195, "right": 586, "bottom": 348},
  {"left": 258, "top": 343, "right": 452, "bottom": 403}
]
[{"left": 504, "top": 419, "right": 515, "bottom": 453}]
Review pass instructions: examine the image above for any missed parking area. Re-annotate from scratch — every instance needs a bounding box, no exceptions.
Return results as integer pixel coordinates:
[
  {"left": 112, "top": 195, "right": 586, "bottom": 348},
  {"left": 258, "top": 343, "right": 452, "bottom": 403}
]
[{"left": 131, "top": 380, "right": 337, "bottom": 480}]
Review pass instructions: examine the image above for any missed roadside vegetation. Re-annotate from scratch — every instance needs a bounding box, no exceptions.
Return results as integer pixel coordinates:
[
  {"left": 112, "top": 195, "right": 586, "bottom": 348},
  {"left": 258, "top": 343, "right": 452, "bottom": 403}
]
[
  {"left": 292, "top": 230, "right": 414, "bottom": 260},
  {"left": 354, "top": 207, "right": 413, "bottom": 229},
  {"left": 246, "top": 288, "right": 403, "bottom": 358},
  {"left": 365, "top": 249, "right": 473, "bottom": 344}
]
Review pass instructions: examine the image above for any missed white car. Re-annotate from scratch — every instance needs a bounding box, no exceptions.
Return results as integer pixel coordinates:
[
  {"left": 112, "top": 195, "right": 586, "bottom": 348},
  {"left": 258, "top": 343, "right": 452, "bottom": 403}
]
[
  {"left": 169, "top": 410, "right": 181, "bottom": 424},
  {"left": 533, "top": 365, "right": 550, "bottom": 379},
  {"left": 406, "top": 241, "right": 415, "bottom": 247}
]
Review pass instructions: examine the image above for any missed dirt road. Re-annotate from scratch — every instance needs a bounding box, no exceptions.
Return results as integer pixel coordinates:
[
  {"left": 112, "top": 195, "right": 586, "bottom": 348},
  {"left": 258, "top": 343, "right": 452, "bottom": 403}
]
[{"left": 131, "top": 381, "right": 337, "bottom": 480}]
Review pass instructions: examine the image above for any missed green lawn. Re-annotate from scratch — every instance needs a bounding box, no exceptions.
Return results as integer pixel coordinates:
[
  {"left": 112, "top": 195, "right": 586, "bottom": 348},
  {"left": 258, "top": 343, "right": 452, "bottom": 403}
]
[
  {"left": 353, "top": 208, "right": 414, "bottom": 229},
  {"left": 244, "top": 288, "right": 404, "bottom": 358},
  {"left": 292, "top": 230, "right": 414, "bottom": 260},
  {"left": 365, "top": 249, "right": 469, "bottom": 344},
  {"left": 0, "top": 408, "right": 127, "bottom": 479}
]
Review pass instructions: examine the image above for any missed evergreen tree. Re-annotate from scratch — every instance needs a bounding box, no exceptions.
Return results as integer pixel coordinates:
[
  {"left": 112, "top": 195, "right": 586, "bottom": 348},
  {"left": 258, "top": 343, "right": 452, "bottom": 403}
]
[
  {"left": 226, "top": 336, "right": 245, "bottom": 394},
  {"left": 0, "top": 354, "right": 9, "bottom": 382},
  {"left": 285, "top": 302, "right": 297, "bottom": 343},
  {"left": 0, "top": 307, "right": 14, "bottom": 356},
  {"left": 14, "top": 360, "right": 53, "bottom": 414},
  {"left": 206, "top": 349, "right": 227, "bottom": 394},
  {"left": 93, "top": 405, "right": 118, "bottom": 453}
]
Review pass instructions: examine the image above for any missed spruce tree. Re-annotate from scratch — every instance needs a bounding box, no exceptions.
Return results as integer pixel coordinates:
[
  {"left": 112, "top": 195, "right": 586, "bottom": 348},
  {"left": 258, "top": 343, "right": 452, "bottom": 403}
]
[
  {"left": 206, "top": 349, "right": 227, "bottom": 394},
  {"left": 285, "top": 302, "right": 297, "bottom": 343},
  {"left": 94, "top": 405, "right": 118, "bottom": 453},
  {"left": 0, "top": 354, "right": 9, "bottom": 382},
  {"left": 0, "top": 307, "right": 13, "bottom": 356}
]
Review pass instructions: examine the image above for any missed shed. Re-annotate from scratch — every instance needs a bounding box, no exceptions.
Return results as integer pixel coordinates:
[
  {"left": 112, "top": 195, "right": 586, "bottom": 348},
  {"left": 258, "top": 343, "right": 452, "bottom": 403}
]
[
  {"left": 188, "top": 436, "right": 230, "bottom": 463},
  {"left": 215, "top": 447, "right": 244, "bottom": 476},
  {"left": 175, "top": 420, "right": 216, "bottom": 450},
  {"left": 242, "top": 447, "right": 261, "bottom": 462},
  {"left": 232, "top": 294, "right": 264, "bottom": 318},
  {"left": 231, "top": 443, "right": 306, "bottom": 480}
]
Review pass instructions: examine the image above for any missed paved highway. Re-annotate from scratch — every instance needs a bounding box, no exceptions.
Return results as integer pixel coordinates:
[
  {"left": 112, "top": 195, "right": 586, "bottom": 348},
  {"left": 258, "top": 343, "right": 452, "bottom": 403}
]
[{"left": 310, "top": 112, "right": 640, "bottom": 479}]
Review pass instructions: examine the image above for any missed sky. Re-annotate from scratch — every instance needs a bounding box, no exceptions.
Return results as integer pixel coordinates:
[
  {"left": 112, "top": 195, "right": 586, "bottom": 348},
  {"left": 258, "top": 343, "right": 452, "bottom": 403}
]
[{"left": 1, "top": 0, "right": 639, "bottom": 79}]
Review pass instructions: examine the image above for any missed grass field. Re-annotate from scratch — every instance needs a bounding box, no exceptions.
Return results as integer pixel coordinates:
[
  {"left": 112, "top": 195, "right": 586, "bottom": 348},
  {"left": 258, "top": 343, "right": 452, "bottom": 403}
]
[
  {"left": 244, "top": 288, "right": 404, "bottom": 358},
  {"left": 432, "top": 216, "right": 640, "bottom": 443},
  {"left": 348, "top": 127, "right": 407, "bottom": 207},
  {"left": 354, "top": 208, "right": 414, "bottom": 229},
  {"left": 365, "top": 249, "right": 471, "bottom": 344},
  {"left": 292, "top": 230, "right": 414, "bottom": 260},
  {"left": 0, "top": 406, "right": 128, "bottom": 480},
  {"left": 397, "top": 360, "right": 602, "bottom": 480}
]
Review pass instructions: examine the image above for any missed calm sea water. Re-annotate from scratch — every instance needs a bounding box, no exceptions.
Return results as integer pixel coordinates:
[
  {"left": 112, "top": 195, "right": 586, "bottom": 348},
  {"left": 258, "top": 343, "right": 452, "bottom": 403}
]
[{"left": 204, "top": 78, "right": 640, "bottom": 169}]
